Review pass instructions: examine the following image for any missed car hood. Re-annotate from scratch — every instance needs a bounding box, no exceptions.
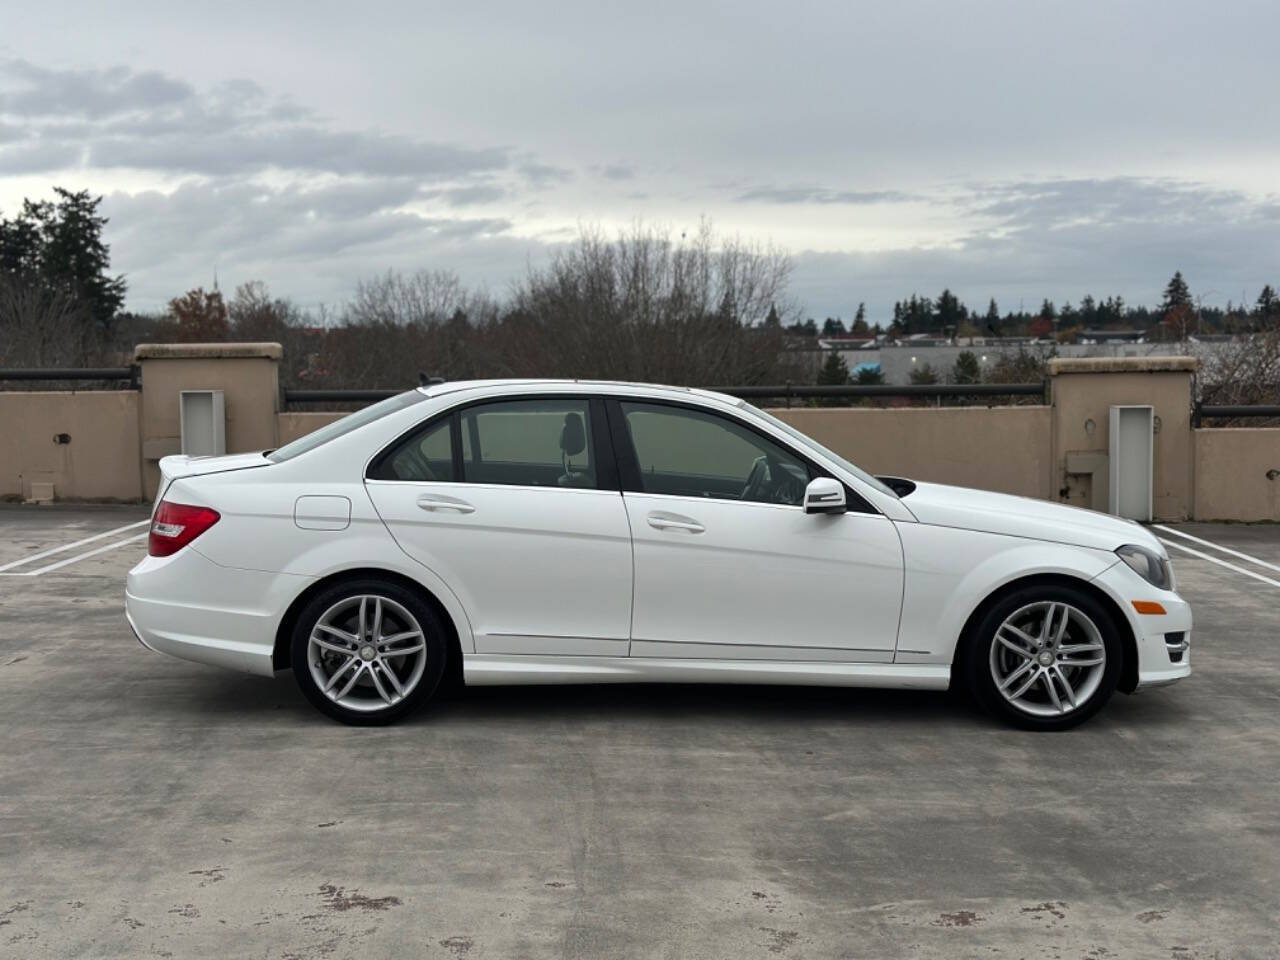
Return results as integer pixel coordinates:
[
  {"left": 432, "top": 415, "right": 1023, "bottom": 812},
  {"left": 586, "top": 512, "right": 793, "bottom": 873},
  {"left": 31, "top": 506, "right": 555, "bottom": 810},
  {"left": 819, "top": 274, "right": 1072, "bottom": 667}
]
[{"left": 900, "top": 480, "right": 1163, "bottom": 553}]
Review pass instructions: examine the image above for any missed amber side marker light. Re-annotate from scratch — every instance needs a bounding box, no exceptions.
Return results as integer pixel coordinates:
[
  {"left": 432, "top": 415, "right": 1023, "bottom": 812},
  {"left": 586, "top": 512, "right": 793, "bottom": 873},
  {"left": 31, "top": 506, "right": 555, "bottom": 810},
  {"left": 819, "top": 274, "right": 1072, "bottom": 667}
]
[{"left": 1132, "top": 600, "right": 1167, "bottom": 615}]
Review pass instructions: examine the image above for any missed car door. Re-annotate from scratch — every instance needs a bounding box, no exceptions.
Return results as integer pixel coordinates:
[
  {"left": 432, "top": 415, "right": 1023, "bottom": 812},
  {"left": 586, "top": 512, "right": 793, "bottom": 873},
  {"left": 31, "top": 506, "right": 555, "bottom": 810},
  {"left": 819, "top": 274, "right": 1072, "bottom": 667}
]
[
  {"left": 609, "top": 398, "right": 904, "bottom": 662},
  {"left": 365, "top": 395, "right": 633, "bottom": 656}
]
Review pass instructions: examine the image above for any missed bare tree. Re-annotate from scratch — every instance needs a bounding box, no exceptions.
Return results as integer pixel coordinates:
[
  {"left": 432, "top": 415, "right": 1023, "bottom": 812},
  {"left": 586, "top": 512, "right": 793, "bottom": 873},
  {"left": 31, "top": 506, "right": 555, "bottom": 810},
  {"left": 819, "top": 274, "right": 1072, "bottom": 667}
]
[
  {"left": 1196, "top": 330, "right": 1280, "bottom": 424},
  {"left": 0, "top": 273, "right": 98, "bottom": 372},
  {"left": 496, "top": 220, "right": 799, "bottom": 385}
]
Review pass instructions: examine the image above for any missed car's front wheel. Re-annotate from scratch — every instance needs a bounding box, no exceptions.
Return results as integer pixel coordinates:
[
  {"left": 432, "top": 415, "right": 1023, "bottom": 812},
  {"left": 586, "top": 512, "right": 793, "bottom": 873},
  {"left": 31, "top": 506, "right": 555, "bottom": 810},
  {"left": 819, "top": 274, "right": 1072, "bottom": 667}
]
[
  {"left": 966, "top": 585, "right": 1123, "bottom": 730},
  {"left": 291, "top": 579, "right": 447, "bottom": 725}
]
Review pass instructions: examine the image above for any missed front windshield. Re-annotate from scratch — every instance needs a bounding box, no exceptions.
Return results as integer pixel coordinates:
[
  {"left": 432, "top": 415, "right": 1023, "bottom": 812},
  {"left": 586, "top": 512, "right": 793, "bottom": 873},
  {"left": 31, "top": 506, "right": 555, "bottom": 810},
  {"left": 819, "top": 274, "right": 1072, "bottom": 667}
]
[
  {"left": 746, "top": 404, "right": 899, "bottom": 499},
  {"left": 267, "top": 390, "right": 428, "bottom": 463}
]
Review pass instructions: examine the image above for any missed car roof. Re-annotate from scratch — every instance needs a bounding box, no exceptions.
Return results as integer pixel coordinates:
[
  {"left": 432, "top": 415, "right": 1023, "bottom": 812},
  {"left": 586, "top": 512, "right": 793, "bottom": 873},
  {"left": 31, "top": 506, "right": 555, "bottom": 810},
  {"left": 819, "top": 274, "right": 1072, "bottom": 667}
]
[{"left": 417, "top": 378, "right": 745, "bottom": 407}]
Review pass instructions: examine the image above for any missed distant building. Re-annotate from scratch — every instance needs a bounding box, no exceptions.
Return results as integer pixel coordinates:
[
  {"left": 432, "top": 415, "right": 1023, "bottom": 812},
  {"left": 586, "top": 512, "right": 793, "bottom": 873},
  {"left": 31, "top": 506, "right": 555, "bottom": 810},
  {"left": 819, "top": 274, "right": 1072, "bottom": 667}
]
[{"left": 1078, "top": 329, "right": 1145, "bottom": 344}]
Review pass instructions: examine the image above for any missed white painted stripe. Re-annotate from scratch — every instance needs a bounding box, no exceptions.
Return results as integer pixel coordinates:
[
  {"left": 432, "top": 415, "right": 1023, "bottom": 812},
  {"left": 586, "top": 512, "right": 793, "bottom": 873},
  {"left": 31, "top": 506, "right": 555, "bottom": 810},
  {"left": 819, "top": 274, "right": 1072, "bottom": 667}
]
[
  {"left": 0, "top": 533, "right": 148, "bottom": 577},
  {"left": 1154, "top": 524, "right": 1280, "bottom": 575},
  {"left": 0, "top": 520, "right": 149, "bottom": 572},
  {"left": 1158, "top": 537, "right": 1280, "bottom": 590}
]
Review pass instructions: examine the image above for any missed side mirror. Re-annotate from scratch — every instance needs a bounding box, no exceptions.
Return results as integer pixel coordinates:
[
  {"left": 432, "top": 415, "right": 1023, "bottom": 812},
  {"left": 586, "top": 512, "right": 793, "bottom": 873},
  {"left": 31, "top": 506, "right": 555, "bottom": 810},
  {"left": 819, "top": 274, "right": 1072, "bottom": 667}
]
[{"left": 803, "top": 477, "right": 846, "bottom": 515}]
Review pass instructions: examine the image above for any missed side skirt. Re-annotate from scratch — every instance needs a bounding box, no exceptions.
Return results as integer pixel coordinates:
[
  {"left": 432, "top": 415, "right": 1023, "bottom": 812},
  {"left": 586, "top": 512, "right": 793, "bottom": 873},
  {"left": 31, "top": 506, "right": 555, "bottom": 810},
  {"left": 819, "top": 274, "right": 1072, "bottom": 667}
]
[{"left": 463, "top": 654, "right": 951, "bottom": 690}]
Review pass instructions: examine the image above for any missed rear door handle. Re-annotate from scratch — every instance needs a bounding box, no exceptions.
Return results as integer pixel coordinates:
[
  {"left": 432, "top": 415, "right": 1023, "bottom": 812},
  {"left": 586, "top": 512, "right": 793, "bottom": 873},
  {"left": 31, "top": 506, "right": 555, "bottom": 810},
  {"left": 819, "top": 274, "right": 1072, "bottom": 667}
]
[
  {"left": 416, "top": 494, "right": 475, "bottom": 514},
  {"left": 647, "top": 512, "right": 704, "bottom": 534}
]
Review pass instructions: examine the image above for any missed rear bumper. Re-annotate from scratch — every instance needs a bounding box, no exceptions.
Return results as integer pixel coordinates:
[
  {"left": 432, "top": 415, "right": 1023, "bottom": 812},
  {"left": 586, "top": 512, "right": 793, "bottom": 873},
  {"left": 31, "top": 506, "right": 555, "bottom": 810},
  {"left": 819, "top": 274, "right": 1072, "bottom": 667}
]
[
  {"left": 1091, "top": 561, "right": 1192, "bottom": 691},
  {"left": 126, "top": 548, "right": 312, "bottom": 677}
]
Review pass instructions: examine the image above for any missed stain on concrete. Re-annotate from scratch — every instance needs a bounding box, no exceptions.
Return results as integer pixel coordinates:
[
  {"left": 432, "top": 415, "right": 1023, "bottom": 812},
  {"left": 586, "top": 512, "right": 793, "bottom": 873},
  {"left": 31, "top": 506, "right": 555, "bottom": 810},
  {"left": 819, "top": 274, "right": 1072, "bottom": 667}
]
[
  {"left": 1021, "top": 901, "right": 1068, "bottom": 921},
  {"left": 933, "top": 911, "right": 983, "bottom": 927},
  {"left": 316, "top": 820, "right": 342, "bottom": 828},
  {"left": 316, "top": 884, "right": 402, "bottom": 913},
  {"left": 759, "top": 927, "right": 800, "bottom": 954},
  {"left": 121, "top": 917, "right": 144, "bottom": 929},
  {"left": 188, "top": 866, "right": 226, "bottom": 886},
  {"left": 168, "top": 903, "right": 199, "bottom": 919},
  {"left": 1138, "top": 909, "right": 1169, "bottom": 923},
  {"left": 439, "top": 934, "right": 474, "bottom": 956}
]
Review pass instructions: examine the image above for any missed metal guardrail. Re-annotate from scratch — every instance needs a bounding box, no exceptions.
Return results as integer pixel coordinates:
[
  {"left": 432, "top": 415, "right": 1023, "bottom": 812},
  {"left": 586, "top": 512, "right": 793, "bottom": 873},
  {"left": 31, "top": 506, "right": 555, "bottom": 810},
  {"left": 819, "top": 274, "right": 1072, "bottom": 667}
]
[
  {"left": 0, "top": 366, "right": 137, "bottom": 385},
  {"left": 715, "top": 383, "right": 1045, "bottom": 400},
  {"left": 1195, "top": 404, "right": 1280, "bottom": 425},
  {"left": 284, "top": 382, "right": 1049, "bottom": 405},
  {"left": 2, "top": 370, "right": 1276, "bottom": 422},
  {"left": 284, "top": 388, "right": 403, "bottom": 403}
]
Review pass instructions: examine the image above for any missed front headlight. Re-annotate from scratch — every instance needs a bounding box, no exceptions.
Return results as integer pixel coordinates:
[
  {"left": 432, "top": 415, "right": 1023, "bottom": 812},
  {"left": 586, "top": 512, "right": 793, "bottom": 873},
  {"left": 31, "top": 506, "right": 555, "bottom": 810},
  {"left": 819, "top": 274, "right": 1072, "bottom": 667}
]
[{"left": 1116, "top": 544, "right": 1173, "bottom": 590}]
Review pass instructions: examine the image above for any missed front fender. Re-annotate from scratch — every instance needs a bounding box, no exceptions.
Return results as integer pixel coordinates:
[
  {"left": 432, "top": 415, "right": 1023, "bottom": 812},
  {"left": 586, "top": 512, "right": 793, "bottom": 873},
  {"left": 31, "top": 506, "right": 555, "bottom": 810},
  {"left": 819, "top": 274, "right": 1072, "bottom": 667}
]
[{"left": 893, "top": 522, "right": 1116, "bottom": 664}]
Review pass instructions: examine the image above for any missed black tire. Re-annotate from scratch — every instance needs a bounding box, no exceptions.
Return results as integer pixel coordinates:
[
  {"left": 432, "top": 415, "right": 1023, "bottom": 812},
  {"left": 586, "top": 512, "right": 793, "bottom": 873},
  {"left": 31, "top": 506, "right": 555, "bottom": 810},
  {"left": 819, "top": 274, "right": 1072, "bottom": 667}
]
[
  {"left": 964, "top": 583, "right": 1123, "bottom": 731},
  {"left": 291, "top": 577, "right": 448, "bottom": 726}
]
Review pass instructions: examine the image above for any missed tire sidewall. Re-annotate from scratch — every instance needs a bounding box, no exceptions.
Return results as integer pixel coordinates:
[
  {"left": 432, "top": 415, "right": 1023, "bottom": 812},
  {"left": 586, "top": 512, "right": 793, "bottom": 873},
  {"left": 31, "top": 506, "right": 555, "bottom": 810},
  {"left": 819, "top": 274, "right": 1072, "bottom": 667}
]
[
  {"left": 966, "top": 585, "right": 1123, "bottom": 731},
  {"left": 291, "top": 578, "right": 448, "bottom": 726}
]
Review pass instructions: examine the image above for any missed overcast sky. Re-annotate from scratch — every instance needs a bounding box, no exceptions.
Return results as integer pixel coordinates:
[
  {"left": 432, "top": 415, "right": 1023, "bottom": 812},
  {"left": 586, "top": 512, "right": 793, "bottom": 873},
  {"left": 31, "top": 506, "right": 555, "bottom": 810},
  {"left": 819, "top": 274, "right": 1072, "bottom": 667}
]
[{"left": 3, "top": 0, "right": 1278, "bottom": 321}]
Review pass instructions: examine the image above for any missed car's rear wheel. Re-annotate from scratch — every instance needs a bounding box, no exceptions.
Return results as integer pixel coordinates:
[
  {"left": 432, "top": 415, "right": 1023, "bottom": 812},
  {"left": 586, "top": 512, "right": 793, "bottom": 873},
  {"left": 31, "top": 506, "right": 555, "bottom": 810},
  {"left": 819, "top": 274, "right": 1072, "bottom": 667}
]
[
  {"left": 291, "top": 579, "right": 447, "bottom": 725},
  {"left": 966, "top": 585, "right": 1122, "bottom": 730}
]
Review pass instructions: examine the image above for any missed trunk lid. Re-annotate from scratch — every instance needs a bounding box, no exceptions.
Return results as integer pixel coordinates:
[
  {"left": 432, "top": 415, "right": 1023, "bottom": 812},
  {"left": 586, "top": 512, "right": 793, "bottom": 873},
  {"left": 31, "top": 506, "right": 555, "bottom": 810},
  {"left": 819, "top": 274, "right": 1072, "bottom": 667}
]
[{"left": 153, "top": 452, "right": 271, "bottom": 513}]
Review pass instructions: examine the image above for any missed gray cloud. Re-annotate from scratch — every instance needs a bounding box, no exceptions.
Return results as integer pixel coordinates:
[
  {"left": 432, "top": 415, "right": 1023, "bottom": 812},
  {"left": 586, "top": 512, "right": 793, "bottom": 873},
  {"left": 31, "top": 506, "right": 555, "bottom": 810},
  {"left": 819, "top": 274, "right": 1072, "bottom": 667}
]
[
  {"left": 0, "top": 139, "right": 83, "bottom": 173},
  {"left": 102, "top": 180, "right": 527, "bottom": 310},
  {"left": 737, "top": 186, "right": 918, "bottom": 205},
  {"left": 421, "top": 184, "right": 508, "bottom": 207},
  {"left": 0, "top": 60, "right": 512, "bottom": 181},
  {"left": 6, "top": 0, "right": 1278, "bottom": 322},
  {"left": 792, "top": 177, "right": 1280, "bottom": 321},
  {"left": 518, "top": 161, "right": 574, "bottom": 188},
  {"left": 0, "top": 59, "right": 193, "bottom": 118}
]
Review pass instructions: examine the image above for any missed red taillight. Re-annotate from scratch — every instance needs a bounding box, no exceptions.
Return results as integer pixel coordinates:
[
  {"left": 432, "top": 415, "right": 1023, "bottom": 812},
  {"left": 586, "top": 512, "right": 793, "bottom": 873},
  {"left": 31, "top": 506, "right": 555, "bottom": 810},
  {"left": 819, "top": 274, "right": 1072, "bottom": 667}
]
[{"left": 149, "top": 500, "right": 221, "bottom": 557}]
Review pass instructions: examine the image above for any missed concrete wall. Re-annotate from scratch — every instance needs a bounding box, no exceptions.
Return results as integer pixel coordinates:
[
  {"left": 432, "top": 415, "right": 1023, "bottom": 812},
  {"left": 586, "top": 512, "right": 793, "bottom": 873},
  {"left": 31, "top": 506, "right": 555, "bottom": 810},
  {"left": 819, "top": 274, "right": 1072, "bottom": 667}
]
[
  {"left": 1194, "top": 429, "right": 1280, "bottom": 522},
  {"left": 135, "top": 342, "right": 282, "bottom": 497},
  {"left": 1048, "top": 356, "right": 1196, "bottom": 520},
  {"left": 770, "top": 405, "right": 1053, "bottom": 498},
  {"left": 3, "top": 348, "right": 1275, "bottom": 521},
  {"left": 0, "top": 391, "right": 142, "bottom": 501}
]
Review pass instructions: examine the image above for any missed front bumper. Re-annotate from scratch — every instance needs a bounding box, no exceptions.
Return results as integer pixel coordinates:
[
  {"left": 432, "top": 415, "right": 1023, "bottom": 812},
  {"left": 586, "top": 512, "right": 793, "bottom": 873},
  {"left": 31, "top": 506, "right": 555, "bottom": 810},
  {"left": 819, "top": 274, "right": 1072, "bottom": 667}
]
[
  {"left": 126, "top": 547, "right": 312, "bottom": 676},
  {"left": 1091, "top": 560, "right": 1192, "bottom": 691}
]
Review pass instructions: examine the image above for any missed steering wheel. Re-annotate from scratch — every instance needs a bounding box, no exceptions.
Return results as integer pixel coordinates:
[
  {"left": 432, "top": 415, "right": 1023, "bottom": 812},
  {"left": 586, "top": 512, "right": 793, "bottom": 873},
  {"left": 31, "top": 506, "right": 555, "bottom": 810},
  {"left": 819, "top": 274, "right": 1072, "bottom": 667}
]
[{"left": 740, "top": 455, "right": 772, "bottom": 502}]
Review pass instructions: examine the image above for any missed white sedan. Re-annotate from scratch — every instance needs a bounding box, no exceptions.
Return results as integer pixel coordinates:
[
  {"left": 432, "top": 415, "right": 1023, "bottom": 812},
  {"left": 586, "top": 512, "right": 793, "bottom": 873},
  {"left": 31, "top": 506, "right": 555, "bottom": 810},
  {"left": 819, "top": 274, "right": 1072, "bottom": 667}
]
[{"left": 126, "top": 379, "right": 1191, "bottom": 729}]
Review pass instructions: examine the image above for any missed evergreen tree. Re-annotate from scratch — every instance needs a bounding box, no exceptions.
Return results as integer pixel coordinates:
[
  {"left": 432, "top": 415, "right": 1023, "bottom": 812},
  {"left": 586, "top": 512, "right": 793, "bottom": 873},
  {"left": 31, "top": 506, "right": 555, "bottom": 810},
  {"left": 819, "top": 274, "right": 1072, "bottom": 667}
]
[
  {"left": 1162, "top": 271, "right": 1191, "bottom": 310},
  {"left": 816, "top": 350, "right": 850, "bottom": 405},
  {"left": 951, "top": 350, "right": 981, "bottom": 384},
  {"left": 936, "top": 288, "right": 965, "bottom": 333},
  {"left": 822, "top": 317, "right": 847, "bottom": 336},
  {"left": 909, "top": 362, "right": 939, "bottom": 385},
  {"left": 853, "top": 365, "right": 885, "bottom": 385},
  {"left": 764, "top": 303, "right": 781, "bottom": 327},
  {"left": 1257, "top": 285, "right": 1277, "bottom": 321},
  {"left": 0, "top": 187, "right": 126, "bottom": 332},
  {"left": 817, "top": 350, "right": 850, "bottom": 385}
]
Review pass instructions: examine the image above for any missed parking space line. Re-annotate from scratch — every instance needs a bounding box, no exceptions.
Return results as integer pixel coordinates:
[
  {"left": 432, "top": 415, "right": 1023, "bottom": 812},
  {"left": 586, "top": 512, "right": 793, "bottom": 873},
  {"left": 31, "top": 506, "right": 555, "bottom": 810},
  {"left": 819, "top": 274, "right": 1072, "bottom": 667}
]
[
  {"left": 0, "top": 520, "right": 150, "bottom": 573},
  {"left": 1158, "top": 537, "right": 1280, "bottom": 590},
  {"left": 0, "top": 533, "right": 148, "bottom": 577},
  {"left": 1154, "top": 524, "right": 1280, "bottom": 575}
]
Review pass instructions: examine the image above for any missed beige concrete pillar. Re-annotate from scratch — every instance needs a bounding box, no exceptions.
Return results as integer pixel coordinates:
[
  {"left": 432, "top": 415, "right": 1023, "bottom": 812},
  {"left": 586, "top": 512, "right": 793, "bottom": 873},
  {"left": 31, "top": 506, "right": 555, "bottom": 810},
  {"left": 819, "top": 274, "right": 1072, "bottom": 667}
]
[
  {"left": 1047, "top": 356, "right": 1196, "bottom": 521},
  {"left": 136, "top": 342, "right": 282, "bottom": 497}
]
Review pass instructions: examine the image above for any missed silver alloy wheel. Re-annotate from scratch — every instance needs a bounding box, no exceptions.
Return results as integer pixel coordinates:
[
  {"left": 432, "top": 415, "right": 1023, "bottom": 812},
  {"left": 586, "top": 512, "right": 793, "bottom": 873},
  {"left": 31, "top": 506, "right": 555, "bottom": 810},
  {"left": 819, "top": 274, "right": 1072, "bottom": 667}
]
[
  {"left": 988, "top": 601, "right": 1107, "bottom": 718},
  {"left": 307, "top": 594, "right": 428, "bottom": 713}
]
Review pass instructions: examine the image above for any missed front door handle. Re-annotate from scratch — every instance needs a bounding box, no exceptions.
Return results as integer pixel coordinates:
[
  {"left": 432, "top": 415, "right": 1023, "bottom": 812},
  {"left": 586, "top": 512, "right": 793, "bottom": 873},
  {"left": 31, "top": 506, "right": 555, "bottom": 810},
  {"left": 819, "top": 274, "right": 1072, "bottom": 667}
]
[
  {"left": 416, "top": 494, "right": 475, "bottom": 514},
  {"left": 647, "top": 512, "right": 704, "bottom": 534}
]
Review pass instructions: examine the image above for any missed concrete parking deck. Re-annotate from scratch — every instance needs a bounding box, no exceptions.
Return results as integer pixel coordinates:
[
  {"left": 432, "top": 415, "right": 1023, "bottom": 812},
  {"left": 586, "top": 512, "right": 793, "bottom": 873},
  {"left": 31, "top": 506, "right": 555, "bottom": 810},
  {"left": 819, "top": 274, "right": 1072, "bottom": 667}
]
[{"left": 0, "top": 505, "right": 1277, "bottom": 958}]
